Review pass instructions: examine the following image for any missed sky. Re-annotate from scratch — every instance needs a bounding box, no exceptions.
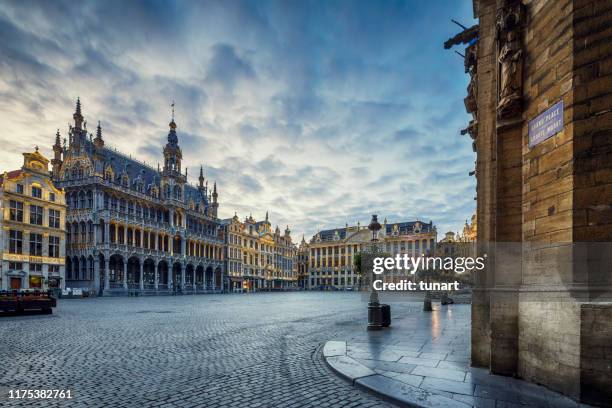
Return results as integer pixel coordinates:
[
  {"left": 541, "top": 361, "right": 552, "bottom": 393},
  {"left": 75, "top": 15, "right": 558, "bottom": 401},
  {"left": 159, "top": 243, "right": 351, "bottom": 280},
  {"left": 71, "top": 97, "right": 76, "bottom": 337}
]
[{"left": 0, "top": 0, "right": 476, "bottom": 241}]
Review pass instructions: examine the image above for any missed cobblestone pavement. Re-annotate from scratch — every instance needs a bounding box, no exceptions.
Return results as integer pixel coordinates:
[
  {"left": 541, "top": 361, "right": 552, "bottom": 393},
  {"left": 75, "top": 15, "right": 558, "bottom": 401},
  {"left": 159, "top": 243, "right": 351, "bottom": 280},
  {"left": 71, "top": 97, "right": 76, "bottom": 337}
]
[{"left": 1, "top": 292, "right": 396, "bottom": 408}]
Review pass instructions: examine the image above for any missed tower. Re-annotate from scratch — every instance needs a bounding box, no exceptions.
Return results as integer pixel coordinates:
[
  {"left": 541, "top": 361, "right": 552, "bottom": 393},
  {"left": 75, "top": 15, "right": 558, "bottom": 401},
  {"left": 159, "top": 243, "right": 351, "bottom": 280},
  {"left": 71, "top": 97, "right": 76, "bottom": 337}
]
[
  {"left": 94, "top": 121, "right": 104, "bottom": 149},
  {"left": 211, "top": 181, "right": 218, "bottom": 218},
  {"left": 70, "top": 97, "right": 86, "bottom": 148},
  {"left": 198, "top": 165, "right": 205, "bottom": 190},
  {"left": 51, "top": 129, "right": 63, "bottom": 177}
]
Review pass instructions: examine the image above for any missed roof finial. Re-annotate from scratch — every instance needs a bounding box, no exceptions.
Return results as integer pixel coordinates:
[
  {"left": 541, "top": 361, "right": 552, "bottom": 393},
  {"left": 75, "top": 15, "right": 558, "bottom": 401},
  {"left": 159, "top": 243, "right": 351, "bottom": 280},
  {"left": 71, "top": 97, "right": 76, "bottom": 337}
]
[
  {"left": 199, "top": 165, "right": 204, "bottom": 188},
  {"left": 171, "top": 100, "right": 175, "bottom": 121},
  {"left": 35, "top": 145, "right": 39, "bottom": 152},
  {"left": 76, "top": 97, "right": 81, "bottom": 115}
]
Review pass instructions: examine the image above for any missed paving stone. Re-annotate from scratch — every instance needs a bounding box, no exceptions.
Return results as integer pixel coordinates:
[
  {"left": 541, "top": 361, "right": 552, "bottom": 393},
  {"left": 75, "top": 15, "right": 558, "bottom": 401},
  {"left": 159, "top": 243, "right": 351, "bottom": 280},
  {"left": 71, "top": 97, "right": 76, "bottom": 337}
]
[
  {"left": 390, "top": 373, "right": 425, "bottom": 388},
  {"left": 452, "top": 394, "right": 496, "bottom": 408},
  {"left": 397, "top": 355, "right": 440, "bottom": 367},
  {"left": 326, "top": 356, "right": 376, "bottom": 382},
  {"left": 323, "top": 341, "right": 347, "bottom": 357},
  {"left": 356, "top": 375, "right": 471, "bottom": 408},
  {"left": 412, "top": 365, "right": 467, "bottom": 382},
  {"left": 421, "top": 377, "right": 474, "bottom": 396},
  {"left": 0, "top": 293, "right": 396, "bottom": 408}
]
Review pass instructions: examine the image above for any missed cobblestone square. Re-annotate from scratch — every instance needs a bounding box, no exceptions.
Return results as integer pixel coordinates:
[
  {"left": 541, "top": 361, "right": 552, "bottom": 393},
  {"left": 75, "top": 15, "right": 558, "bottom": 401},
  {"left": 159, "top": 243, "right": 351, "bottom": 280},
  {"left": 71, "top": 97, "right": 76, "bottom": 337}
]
[{"left": 1, "top": 293, "right": 395, "bottom": 408}]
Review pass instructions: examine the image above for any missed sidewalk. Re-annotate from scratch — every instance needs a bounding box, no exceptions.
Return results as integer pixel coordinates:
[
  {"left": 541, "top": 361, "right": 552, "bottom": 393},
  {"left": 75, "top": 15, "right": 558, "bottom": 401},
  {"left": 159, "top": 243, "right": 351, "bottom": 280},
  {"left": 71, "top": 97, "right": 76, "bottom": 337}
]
[{"left": 323, "top": 303, "right": 588, "bottom": 408}]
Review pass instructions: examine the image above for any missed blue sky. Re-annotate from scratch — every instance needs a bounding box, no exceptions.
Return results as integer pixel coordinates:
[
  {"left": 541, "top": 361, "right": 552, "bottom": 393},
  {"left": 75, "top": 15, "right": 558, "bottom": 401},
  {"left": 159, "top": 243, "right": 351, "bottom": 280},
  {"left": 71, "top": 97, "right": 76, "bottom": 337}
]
[{"left": 0, "top": 0, "right": 476, "bottom": 240}]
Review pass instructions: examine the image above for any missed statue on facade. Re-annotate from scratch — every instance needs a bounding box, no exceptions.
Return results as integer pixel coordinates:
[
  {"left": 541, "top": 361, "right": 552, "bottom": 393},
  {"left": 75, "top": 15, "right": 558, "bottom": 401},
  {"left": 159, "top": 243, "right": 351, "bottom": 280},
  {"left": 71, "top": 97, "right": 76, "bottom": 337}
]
[
  {"left": 496, "top": 0, "right": 525, "bottom": 120},
  {"left": 497, "top": 31, "right": 523, "bottom": 119}
]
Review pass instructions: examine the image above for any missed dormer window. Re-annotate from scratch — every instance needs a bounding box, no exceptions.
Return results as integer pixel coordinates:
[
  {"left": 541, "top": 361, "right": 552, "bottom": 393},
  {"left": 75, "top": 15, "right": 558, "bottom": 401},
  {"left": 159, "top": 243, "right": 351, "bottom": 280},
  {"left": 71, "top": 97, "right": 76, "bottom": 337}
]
[
  {"left": 121, "top": 176, "right": 129, "bottom": 187},
  {"left": 31, "top": 186, "right": 42, "bottom": 199}
]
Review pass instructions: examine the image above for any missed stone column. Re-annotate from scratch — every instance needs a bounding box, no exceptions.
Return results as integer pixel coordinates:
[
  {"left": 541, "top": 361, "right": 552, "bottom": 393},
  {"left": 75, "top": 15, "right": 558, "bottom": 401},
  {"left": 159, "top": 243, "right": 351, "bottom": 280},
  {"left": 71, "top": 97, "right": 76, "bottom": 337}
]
[
  {"left": 167, "top": 263, "right": 173, "bottom": 290},
  {"left": 104, "top": 220, "right": 109, "bottom": 244},
  {"left": 212, "top": 268, "right": 217, "bottom": 291},
  {"left": 93, "top": 256, "right": 100, "bottom": 293},
  {"left": 104, "top": 258, "right": 110, "bottom": 290},
  {"left": 154, "top": 262, "right": 159, "bottom": 290},
  {"left": 193, "top": 268, "right": 196, "bottom": 291},
  {"left": 139, "top": 260, "right": 144, "bottom": 291},
  {"left": 180, "top": 263, "right": 185, "bottom": 288},
  {"left": 123, "top": 260, "right": 127, "bottom": 289}
]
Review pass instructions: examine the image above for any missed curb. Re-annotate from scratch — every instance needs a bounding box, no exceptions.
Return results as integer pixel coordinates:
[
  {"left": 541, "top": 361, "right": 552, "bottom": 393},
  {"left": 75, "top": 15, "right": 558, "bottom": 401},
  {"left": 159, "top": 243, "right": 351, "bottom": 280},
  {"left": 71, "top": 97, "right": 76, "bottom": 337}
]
[{"left": 322, "top": 341, "right": 469, "bottom": 408}]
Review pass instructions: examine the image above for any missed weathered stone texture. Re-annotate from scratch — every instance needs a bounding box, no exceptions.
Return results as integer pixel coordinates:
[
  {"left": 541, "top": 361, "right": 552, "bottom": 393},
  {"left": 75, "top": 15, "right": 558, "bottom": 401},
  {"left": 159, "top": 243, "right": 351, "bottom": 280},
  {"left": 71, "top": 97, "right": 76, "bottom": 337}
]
[{"left": 471, "top": 0, "right": 612, "bottom": 404}]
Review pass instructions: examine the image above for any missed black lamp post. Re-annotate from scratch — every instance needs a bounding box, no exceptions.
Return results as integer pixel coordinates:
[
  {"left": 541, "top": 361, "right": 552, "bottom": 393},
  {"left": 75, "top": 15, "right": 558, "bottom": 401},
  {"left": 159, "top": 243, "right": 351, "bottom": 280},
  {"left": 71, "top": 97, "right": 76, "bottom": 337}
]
[{"left": 367, "top": 214, "right": 383, "bottom": 330}]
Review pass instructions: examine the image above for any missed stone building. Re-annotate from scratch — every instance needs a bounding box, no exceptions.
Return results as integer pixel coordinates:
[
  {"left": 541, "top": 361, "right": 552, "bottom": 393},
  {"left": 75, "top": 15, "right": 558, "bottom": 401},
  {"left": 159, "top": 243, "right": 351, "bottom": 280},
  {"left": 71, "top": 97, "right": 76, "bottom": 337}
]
[
  {"left": 221, "top": 212, "right": 297, "bottom": 292},
  {"left": 51, "top": 99, "right": 224, "bottom": 295},
  {"left": 297, "top": 236, "right": 309, "bottom": 289},
  {"left": 0, "top": 148, "right": 66, "bottom": 291},
  {"left": 308, "top": 219, "right": 437, "bottom": 290},
  {"left": 446, "top": 0, "right": 611, "bottom": 404}
]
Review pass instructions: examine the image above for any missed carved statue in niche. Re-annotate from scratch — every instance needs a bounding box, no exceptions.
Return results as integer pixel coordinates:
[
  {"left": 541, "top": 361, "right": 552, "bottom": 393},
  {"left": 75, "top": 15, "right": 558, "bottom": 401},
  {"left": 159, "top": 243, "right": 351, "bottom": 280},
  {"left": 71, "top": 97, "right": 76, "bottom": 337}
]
[{"left": 496, "top": 0, "right": 525, "bottom": 120}]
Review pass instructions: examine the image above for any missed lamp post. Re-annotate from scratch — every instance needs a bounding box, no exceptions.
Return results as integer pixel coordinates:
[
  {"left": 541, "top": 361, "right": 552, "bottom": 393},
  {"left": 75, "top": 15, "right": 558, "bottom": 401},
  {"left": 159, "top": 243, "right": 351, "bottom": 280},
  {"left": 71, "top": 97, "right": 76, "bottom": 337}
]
[{"left": 367, "top": 214, "right": 383, "bottom": 330}]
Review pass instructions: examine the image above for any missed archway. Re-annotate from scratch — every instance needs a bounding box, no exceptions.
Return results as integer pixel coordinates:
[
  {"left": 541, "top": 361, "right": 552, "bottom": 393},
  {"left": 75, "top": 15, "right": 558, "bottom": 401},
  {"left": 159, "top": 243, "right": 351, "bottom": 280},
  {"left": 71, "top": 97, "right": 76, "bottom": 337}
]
[
  {"left": 185, "top": 263, "right": 195, "bottom": 290},
  {"left": 127, "top": 256, "right": 140, "bottom": 289},
  {"left": 158, "top": 260, "right": 169, "bottom": 289},
  {"left": 205, "top": 266, "right": 213, "bottom": 290},
  {"left": 172, "top": 262, "right": 182, "bottom": 291},
  {"left": 109, "top": 254, "right": 124, "bottom": 288},
  {"left": 215, "top": 267, "right": 222, "bottom": 291},
  {"left": 143, "top": 258, "right": 155, "bottom": 289},
  {"left": 196, "top": 265, "right": 204, "bottom": 289}
]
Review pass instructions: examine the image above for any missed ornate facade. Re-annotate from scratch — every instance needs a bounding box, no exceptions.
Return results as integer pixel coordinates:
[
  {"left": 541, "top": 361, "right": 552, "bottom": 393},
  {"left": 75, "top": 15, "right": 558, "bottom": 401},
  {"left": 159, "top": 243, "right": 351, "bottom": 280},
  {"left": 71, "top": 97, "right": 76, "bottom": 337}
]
[
  {"left": 0, "top": 148, "right": 66, "bottom": 291},
  {"left": 222, "top": 213, "right": 297, "bottom": 292},
  {"left": 52, "top": 99, "right": 224, "bottom": 295},
  {"left": 308, "top": 219, "right": 437, "bottom": 289},
  {"left": 297, "top": 236, "right": 309, "bottom": 289}
]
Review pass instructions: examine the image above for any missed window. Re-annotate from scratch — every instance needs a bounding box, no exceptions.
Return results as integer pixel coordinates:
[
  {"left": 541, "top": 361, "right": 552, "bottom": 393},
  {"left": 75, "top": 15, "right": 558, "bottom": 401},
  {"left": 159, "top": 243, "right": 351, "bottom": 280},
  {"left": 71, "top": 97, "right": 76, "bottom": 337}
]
[
  {"left": 31, "top": 186, "right": 42, "bottom": 198},
  {"left": 9, "top": 230, "right": 23, "bottom": 254},
  {"left": 49, "top": 209, "right": 61, "bottom": 228},
  {"left": 8, "top": 262, "right": 23, "bottom": 271},
  {"left": 30, "top": 205, "right": 43, "bottom": 225},
  {"left": 49, "top": 192, "right": 56, "bottom": 202},
  {"left": 29, "top": 233, "right": 43, "bottom": 256},
  {"left": 49, "top": 236, "right": 60, "bottom": 258},
  {"left": 9, "top": 200, "right": 23, "bottom": 222},
  {"left": 16, "top": 184, "right": 23, "bottom": 194},
  {"left": 29, "top": 263, "right": 43, "bottom": 272},
  {"left": 48, "top": 265, "right": 60, "bottom": 274}
]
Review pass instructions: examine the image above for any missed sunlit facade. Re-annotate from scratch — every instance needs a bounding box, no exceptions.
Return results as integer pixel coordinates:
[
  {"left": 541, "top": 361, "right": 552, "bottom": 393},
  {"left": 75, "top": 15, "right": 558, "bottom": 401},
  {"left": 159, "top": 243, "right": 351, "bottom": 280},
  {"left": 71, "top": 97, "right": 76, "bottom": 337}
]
[
  {"left": 308, "top": 219, "right": 437, "bottom": 289},
  {"left": 0, "top": 148, "right": 66, "bottom": 291}
]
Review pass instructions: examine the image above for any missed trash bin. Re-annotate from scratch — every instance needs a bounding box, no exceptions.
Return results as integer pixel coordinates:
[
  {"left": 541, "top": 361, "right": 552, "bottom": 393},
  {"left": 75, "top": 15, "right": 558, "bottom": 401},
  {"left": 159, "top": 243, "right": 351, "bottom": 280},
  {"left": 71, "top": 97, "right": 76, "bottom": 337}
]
[{"left": 381, "top": 304, "right": 391, "bottom": 327}]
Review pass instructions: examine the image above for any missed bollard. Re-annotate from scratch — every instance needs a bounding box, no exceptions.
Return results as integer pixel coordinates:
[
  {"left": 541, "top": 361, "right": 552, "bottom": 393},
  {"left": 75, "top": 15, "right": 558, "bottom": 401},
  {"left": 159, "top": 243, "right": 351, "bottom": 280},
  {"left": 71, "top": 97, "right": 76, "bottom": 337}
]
[{"left": 367, "top": 290, "right": 383, "bottom": 330}]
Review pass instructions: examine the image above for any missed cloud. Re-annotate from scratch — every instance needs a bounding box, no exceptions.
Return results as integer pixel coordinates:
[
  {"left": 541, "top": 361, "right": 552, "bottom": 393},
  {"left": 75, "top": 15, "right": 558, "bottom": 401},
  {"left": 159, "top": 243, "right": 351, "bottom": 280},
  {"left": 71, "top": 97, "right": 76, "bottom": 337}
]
[
  {"left": 0, "top": 0, "right": 477, "bottom": 240},
  {"left": 205, "top": 43, "right": 256, "bottom": 92}
]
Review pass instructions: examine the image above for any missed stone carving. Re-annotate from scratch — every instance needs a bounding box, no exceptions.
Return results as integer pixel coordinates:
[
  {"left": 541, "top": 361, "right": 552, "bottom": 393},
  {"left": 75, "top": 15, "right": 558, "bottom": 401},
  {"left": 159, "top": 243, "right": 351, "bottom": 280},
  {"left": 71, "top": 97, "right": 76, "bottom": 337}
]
[{"left": 496, "top": 0, "right": 525, "bottom": 120}]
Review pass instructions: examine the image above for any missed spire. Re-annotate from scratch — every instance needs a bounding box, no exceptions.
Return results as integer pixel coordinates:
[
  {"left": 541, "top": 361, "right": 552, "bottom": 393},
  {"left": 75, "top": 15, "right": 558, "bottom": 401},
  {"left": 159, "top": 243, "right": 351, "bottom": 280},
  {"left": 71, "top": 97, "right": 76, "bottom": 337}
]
[
  {"left": 94, "top": 121, "right": 104, "bottom": 148},
  {"left": 73, "top": 97, "right": 83, "bottom": 129},
  {"left": 265, "top": 211, "right": 269, "bottom": 222},
  {"left": 198, "top": 165, "right": 204, "bottom": 188},
  {"left": 54, "top": 129, "right": 61, "bottom": 147}
]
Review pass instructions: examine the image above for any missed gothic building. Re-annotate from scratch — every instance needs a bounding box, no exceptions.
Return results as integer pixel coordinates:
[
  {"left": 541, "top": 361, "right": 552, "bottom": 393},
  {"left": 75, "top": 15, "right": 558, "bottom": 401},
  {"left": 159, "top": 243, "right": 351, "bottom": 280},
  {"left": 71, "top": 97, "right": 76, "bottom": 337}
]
[{"left": 52, "top": 99, "right": 224, "bottom": 295}]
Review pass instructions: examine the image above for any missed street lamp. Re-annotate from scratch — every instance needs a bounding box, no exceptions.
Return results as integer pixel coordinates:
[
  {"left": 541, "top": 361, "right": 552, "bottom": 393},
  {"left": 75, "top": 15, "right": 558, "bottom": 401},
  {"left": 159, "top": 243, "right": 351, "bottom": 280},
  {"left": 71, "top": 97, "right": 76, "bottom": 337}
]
[{"left": 367, "top": 214, "right": 383, "bottom": 331}]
